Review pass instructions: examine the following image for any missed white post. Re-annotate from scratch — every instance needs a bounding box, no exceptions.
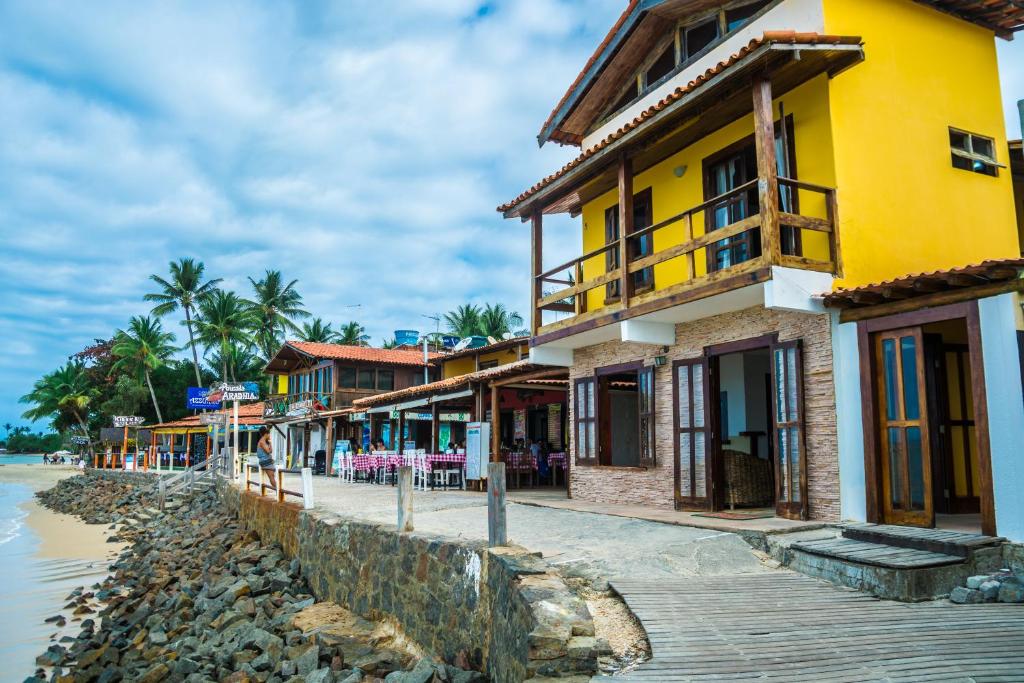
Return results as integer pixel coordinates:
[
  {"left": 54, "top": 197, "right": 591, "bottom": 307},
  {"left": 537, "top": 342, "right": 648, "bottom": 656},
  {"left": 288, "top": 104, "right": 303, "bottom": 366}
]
[
  {"left": 397, "top": 465, "right": 414, "bottom": 532},
  {"left": 233, "top": 400, "right": 241, "bottom": 485},
  {"left": 301, "top": 467, "right": 315, "bottom": 510}
]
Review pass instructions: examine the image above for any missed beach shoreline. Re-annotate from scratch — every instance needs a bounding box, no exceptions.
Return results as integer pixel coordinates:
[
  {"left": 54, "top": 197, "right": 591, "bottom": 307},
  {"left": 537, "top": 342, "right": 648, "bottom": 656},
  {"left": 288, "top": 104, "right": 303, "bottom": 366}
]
[{"left": 0, "top": 465, "right": 124, "bottom": 681}]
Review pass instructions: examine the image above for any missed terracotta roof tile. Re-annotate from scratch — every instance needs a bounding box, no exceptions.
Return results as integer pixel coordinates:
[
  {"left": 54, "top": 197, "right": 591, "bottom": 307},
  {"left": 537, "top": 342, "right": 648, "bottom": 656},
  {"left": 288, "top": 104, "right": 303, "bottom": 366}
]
[
  {"left": 500, "top": 32, "right": 862, "bottom": 214},
  {"left": 286, "top": 341, "right": 439, "bottom": 366},
  {"left": 823, "top": 259, "right": 1024, "bottom": 307},
  {"left": 151, "top": 401, "right": 267, "bottom": 429}
]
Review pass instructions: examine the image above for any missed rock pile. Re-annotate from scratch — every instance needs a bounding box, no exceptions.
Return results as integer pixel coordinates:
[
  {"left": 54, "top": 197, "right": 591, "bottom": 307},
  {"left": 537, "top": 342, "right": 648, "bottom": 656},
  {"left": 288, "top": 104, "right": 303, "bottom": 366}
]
[
  {"left": 36, "top": 471, "right": 154, "bottom": 524},
  {"left": 950, "top": 570, "right": 1024, "bottom": 604},
  {"left": 29, "top": 477, "right": 486, "bottom": 683}
]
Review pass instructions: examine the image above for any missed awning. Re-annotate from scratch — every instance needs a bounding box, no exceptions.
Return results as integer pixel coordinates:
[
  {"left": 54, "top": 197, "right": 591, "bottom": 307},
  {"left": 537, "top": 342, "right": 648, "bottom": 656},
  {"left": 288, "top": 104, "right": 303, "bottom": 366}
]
[{"left": 429, "top": 389, "right": 474, "bottom": 404}]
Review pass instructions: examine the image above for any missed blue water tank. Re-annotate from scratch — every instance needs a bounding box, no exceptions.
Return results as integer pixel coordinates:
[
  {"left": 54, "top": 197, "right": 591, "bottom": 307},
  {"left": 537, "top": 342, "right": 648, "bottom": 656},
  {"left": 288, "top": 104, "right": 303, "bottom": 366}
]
[
  {"left": 394, "top": 330, "right": 420, "bottom": 346},
  {"left": 441, "top": 335, "right": 460, "bottom": 349},
  {"left": 467, "top": 336, "right": 490, "bottom": 349}
]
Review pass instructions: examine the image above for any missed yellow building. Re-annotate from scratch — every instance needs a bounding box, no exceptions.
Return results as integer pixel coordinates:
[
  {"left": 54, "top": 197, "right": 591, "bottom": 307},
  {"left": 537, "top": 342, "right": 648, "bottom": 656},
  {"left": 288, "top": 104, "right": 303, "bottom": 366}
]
[
  {"left": 440, "top": 337, "right": 529, "bottom": 379},
  {"left": 500, "top": 0, "right": 1024, "bottom": 540}
]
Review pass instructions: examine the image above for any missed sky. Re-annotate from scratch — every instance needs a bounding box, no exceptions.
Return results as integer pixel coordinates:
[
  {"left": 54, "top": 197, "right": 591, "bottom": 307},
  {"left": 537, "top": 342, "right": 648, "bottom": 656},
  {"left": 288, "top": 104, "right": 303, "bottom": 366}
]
[{"left": 1, "top": 1, "right": 1022, "bottom": 430}]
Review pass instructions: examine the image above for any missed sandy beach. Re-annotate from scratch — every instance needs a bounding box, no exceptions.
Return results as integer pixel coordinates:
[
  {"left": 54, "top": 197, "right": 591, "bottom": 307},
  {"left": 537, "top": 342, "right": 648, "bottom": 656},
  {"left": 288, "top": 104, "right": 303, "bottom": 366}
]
[{"left": 0, "top": 465, "right": 125, "bottom": 681}]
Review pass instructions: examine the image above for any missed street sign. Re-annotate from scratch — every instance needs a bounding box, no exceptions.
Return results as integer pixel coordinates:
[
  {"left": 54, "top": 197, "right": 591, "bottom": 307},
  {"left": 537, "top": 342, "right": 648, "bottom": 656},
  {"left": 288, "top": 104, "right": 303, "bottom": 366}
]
[
  {"left": 187, "top": 387, "right": 221, "bottom": 410},
  {"left": 113, "top": 416, "right": 145, "bottom": 427},
  {"left": 70, "top": 435, "right": 90, "bottom": 445},
  {"left": 199, "top": 412, "right": 227, "bottom": 425},
  {"left": 207, "top": 381, "right": 259, "bottom": 402}
]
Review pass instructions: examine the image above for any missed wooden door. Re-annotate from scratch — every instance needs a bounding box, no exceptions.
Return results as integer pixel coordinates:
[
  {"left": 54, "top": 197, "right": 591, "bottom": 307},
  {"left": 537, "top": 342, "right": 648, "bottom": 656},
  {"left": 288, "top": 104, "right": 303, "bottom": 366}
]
[
  {"left": 876, "top": 328, "right": 933, "bottom": 527},
  {"left": 673, "top": 360, "right": 711, "bottom": 510},
  {"left": 771, "top": 340, "right": 809, "bottom": 519},
  {"left": 705, "top": 145, "right": 760, "bottom": 271}
]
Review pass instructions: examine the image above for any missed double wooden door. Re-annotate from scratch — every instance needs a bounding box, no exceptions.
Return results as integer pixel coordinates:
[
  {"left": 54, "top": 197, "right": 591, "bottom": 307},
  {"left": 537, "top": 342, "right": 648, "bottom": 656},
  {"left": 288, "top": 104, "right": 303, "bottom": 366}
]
[
  {"left": 875, "top": 327, "right": 933, "bottom": 527},
  {"left": 673, "top": 340, "right": 808, "bottom": 519}
]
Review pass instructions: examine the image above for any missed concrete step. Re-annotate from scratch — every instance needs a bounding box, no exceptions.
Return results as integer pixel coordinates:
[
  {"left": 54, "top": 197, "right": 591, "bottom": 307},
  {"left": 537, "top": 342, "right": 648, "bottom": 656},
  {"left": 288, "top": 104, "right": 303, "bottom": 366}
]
[
  {"left": 784, "top": 534, "right": 1005, "bottom": 602},
  {"left": 841, "top": 523, "right": 1003, "bottom": 558}
]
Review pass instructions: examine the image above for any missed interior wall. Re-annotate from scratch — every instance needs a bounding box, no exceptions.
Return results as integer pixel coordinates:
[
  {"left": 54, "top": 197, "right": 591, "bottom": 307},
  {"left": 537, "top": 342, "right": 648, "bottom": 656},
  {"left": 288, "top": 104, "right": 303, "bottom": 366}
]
[
  {"left": 609, "top": 390, "right": 639, "bottom": 466},
  {"left": 743, "top": 350, "right": 772, "bottom": 458}
]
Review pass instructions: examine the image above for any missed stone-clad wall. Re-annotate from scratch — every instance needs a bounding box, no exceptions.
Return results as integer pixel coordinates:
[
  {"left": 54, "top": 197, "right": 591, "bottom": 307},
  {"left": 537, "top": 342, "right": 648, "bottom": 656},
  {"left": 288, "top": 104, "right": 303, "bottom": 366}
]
[
  {"left": 219, "top": 483, "right": 597, "bottom": 682},
  {"left": 568, "top": 305, "right": 840, "bottom": 522}
]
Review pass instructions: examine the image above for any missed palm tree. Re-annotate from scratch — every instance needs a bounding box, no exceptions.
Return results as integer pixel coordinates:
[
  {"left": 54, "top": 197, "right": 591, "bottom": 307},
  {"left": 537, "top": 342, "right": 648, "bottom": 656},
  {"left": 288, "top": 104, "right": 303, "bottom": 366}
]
[
  {"left": 2, "top": 423, "right": 11, "bottom": 441},
  {"left": 479, "top": 303, "right": 528, "bottom": 339},
  {"left": 298, "top": 318, "right": 338, "bottom": 343},
  {"left": 336, "top": 321, "right": 369, "bottom": 346},
  {"left": 381, "top": 337, "right": 398, "bottom": 349},
  {"left": 246, "top": 270, "right": 309, "bottom": 361},
  {"left": 193, "top": 290, "right": 254, "bottom": 383},
  {"left": 207, "top": 343, "right": 264, "bottom": 384},
  {"left": 19, "top": 362, "right": 97, "bottom": 455},
  {"left": 444, "top": 304, "right": 483, "bottom": 338},
  {"left": 145, "top": 258, "right": 221, "bottom": 386},
  {"left": 111, "top": 316, "right": 178, "bottom": 424}
]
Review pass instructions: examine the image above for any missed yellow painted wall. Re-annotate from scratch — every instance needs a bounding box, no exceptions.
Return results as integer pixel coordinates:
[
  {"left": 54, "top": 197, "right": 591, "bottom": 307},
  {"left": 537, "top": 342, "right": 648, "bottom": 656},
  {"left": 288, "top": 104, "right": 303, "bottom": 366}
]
[
  {"left": 823, "top": 0, "right": 1018, "bottom": 288},
  {"left": 276, "top": 374, "right": 288, "bottom": 394},
  {"left": 441, "top": 345, "right": 526, "bottom": 379},
  {"left": 580, "top": 75, "right": 835, "bottom": 311}
]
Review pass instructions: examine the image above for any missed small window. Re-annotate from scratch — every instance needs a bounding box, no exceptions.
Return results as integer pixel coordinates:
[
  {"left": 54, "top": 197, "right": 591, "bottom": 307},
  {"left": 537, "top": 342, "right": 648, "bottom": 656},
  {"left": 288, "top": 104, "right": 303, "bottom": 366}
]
[
  {"left": 644, "top": 44, "right": 676, "bottom": 89},
  {"left": 358, "top": 369, "right": 375, "bottom": 390},
  {"left": 950, "top": 128, "right": 1000, "bottom": 177},
  {"left": 726, "top": 0, "right": 771, "bottom": 31},
  {"left": 479, "top": 359, "right": 499, "bottom": 370},
  {"left": 684, "top": 19, "right": 719, "bottom": 60},
  {"left": 338, "top": 367, "right": 356, "bottom": 389},
  {"left": 377, "top": 370, "right": 394, "bottom": 391}
]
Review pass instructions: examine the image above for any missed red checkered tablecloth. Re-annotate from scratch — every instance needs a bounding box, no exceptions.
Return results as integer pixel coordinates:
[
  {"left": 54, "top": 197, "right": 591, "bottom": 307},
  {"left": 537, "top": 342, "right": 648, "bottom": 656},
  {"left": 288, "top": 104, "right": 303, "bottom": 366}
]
[
  {"left": 427, "top": 453, "right": 466, "bottom": 466},
  {"left": 506, "top": 452, "right": 537, "bottom": 471},
  {"left": 352, "top": 455, "right": 373, "bottom": 472},
  {"left": 548, "top": 452, "right": 567, "bottom": 468}
]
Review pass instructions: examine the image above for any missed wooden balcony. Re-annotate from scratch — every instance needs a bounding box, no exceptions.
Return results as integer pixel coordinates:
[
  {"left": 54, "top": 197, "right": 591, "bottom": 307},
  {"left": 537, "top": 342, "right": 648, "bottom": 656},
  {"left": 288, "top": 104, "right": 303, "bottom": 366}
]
[
  {"left": 263, "top": 390, "right": 372, "bottom": 419},
  {"left": 532, "top": 172, "right": 839, "bottom": 342}
]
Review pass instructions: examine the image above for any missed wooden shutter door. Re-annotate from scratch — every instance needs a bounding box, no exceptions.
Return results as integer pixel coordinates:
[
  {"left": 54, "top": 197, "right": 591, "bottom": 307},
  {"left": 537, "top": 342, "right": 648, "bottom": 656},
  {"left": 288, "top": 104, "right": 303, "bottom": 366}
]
[
  {"left": 638, "top": 366, "right": 656, "bottom": 467},
  {"left": 771, "top": 340, "right": 809, "bottom": 520},
  {"left": 574, "top": 378, "right": 597, "bottom": 466},
  {"left": 674, "top": 360, "right": 710, "bottom": 510}
]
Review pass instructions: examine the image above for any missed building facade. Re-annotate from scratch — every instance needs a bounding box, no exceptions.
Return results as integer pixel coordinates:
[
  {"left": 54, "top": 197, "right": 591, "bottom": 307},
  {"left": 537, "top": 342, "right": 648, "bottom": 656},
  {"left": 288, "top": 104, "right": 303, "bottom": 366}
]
[{"left": 500, "top": 0, "right": 1024, "bottom": 534}]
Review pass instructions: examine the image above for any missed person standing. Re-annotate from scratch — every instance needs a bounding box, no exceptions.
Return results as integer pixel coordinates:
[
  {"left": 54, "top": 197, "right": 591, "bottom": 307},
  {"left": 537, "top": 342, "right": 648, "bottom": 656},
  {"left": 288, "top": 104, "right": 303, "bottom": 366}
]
[{"left": 256, "top": 427, "right": 278, "bottom": 491}]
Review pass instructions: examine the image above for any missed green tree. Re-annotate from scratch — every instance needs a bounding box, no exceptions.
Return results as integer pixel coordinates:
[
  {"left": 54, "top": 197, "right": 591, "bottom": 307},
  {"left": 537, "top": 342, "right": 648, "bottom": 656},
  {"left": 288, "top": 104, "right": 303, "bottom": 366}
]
[
  {"left": 145, "top": 258, "right": 221, "bottom": 386},
  {"left": 479, "top": 303, "right": 528, "bottom": 339},
  {"left": 381, "top": 337, "right": 398, "bottom": 349},
  {"left": 246, "top": 270, "right": 309, "bottom": 361},
  {"left": 193, "top": 290, "right": 254, "bottom": 383},
  {"left": 111, "top": 315, "right": 178, "bottom": 424},
  {"left": 19, "top": 361, "right": 98, "bottom": 455},
  {"left": 443, "top": 304, "right": 483, "bottom": 338},
  {"left": 336, "top": 321, "right": 369, "bottom": 346},
  {"left": 99, "top": 375, "right": 149, "bottom": 419},
  {"left": 206, "top": 343, "right": 264, "bottom": 384},
  {"left": 298, "top": 318, "right": 338, "bottom": 343},
  {"left": 2, "top": 423, "right": 11, "bottom": 441}
]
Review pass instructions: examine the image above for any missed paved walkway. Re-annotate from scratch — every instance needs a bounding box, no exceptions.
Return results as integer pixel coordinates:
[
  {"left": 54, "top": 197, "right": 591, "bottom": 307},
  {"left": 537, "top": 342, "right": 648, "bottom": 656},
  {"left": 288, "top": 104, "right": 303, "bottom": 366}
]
[
  {"left": 609, "top": 573, "right": 1024, "bottom": 682},
  {"left": 279, "top": 476, "right": 770, "bottom": 587}
]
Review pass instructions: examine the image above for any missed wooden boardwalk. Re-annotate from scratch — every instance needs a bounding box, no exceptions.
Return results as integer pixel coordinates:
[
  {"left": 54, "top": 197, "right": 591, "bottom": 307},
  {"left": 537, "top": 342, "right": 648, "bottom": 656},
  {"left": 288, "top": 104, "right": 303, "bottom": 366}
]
[{"left": 607, "top": 573, "right": 1024, "bottom": 682}]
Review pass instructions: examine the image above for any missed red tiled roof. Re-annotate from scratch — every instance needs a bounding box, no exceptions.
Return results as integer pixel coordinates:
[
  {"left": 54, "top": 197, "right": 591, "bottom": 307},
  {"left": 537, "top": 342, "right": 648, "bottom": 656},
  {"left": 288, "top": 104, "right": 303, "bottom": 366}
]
[
  {"left": 438, "top": 336, "right": 528, "bottom": 363},
  {"left": 500, "top": 32, "right": 862, "bottom": 215},
  {"left": 823, "top": 259, "right": 1024, "bottom": 308},
  {"left": 151, "top": 402, "right": 267, "bottom": 429},
  {"left": 286, "top": 341, "right": 439, "bottom": 367},
  {"left": 539, "top": 0, "right": 640, "bottom": 147}
]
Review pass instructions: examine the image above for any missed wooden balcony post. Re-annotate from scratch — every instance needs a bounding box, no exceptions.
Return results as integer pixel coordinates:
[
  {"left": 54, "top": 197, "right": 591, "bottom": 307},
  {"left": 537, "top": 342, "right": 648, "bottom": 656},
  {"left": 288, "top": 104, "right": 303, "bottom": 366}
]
[
  {"left": 531, "top": 209, "right": 543, "bottom": 335},
  {"left": 617, "top": 154, "right": 634, "bottom": 306},
  {"left": 574, "top": 260, "right": 586, "bottom": 315},
  {"left": 752, "top": 76, "right": 782, "bottom": 266}
]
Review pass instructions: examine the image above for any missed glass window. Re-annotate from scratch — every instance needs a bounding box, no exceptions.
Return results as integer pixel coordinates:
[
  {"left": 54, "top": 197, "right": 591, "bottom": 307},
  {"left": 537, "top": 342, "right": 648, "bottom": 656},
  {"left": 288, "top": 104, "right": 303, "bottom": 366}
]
[
  {"left": 900, "top": 336, "right": 920, "bottom": 421},
  {"left": 338, "top": 367, "right": 356, "bottom": 389},
  {"left": 358, "top": 369, "right": 375, "bottom": 390},
  {"left": 684, "top": 19, "right": 719, "bottom": 60},
  {"left": 949, "top": 127, "right": 999, "bottom": 176},
  {"left": 377, "top": 370, "right": 394, "bottom": 391},
  {"left": 726, "top": 0, "right": 771, "bottom": 31},
  {"left": 644, "top": 44, "right": 675, "bottom": 89}
]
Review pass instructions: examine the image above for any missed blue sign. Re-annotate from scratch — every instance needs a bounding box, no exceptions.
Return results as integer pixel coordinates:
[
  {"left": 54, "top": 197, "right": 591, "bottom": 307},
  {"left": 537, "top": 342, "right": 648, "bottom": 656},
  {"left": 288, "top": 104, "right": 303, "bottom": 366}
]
[{"left": 187, "top": 387, "right": 221, "bottom": 410}]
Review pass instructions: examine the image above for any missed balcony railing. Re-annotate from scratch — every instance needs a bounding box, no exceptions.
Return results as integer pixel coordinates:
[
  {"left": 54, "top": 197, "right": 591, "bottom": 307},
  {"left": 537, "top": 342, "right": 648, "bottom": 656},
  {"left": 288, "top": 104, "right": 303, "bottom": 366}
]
[
  {"left": 263, "top": 388, "right": 384, "bottom": 419},
  {"left": 534, "top": 175, "right": 838, "bottom": 333}
]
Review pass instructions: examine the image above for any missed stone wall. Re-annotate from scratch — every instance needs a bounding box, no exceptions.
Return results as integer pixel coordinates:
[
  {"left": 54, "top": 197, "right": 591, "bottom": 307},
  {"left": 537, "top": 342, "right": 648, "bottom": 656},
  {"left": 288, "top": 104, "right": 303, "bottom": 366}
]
[
  {"left": 568, "top": 305, "right": 841, "bottom": 522},
  {"left": 219, "top": 483, "right": 597, "bottom": 682}
]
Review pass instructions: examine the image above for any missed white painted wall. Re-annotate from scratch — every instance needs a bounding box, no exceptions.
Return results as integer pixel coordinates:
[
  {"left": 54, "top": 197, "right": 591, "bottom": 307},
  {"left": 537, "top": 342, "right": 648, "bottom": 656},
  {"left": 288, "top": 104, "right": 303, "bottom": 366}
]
[
  {"left": 833, "top": 315, "right": 867, "bottom": 522},
  {"left": 978, "top": 293, "right": 1024, "bottom": 543},
  {"left": 582, "top": 0, "right": 826, "bottom": 150}
]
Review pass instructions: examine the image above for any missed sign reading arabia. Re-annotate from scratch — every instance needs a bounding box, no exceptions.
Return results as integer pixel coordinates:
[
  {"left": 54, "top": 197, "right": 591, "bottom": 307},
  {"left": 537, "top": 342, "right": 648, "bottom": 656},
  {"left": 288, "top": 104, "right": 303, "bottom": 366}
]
[
  {"left": 113, "top": 415, "right": 145, "bottom": 427},
  {"left": 206, "top": 381, "right": 260, "bottom": 402},
  {"left": 70, "top": 435, "right": 90, "bottom": 445},
  {"left": 199, "top": 412, "right": 228, "bottom": 425}
]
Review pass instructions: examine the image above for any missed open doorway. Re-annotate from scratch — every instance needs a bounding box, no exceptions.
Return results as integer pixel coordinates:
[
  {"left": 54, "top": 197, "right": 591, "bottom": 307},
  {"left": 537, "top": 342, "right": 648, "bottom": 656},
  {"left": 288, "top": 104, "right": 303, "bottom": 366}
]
[{"left": 712, "top": 348, "right": 775, "bottom": 511}]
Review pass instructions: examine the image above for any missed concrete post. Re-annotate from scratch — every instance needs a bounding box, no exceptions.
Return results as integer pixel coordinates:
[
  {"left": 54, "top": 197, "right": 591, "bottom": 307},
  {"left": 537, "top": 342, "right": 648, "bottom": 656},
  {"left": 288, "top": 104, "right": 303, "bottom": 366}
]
[
  {"left": 397, "top": 466, "right": 414, "bottom": 532},
  {"left": 488, "top": 462, "right": 507, "bottom": 547},
  {"left": 301, "top": 467, "right": 314, "bottom": 510},
  {"left": 158, "top": 477, "right": 166, "bottom": 511}
]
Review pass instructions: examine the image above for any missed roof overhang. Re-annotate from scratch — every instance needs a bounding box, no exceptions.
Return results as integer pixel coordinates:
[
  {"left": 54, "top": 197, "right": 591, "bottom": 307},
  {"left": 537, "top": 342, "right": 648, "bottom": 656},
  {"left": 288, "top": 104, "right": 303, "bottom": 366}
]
[
  {"left": 264, "top": 343, "right": 316, "bottom": 374},
  {"left": 503, "top": 34, "right": 864, "bottom": 219}
]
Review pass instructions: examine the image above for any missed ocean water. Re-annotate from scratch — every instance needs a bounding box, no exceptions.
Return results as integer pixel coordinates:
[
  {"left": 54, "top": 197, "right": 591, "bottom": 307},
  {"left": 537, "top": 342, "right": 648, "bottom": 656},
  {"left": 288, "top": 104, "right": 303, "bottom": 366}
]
[
  {"left": 0, "top": 454, "right": 51, "bottom": 465},
  {"left": 0, "top": 481, "right": 114, "bottom": 681}
]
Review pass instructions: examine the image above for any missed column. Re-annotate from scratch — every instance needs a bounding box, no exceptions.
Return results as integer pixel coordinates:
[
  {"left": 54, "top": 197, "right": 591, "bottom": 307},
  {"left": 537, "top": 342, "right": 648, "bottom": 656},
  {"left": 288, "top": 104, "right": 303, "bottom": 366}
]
[
  {"left": 490, "top": 385, "right": 501, "bottom": 462},
  {"left": 531, "top": 209, "right": 543, "bottom": 335},
  {"left": 617, "top": 154, "right": 634, "bottom": 307},
  {"left": 752, "top": 76, "right": 781, "bottom": 265}
]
